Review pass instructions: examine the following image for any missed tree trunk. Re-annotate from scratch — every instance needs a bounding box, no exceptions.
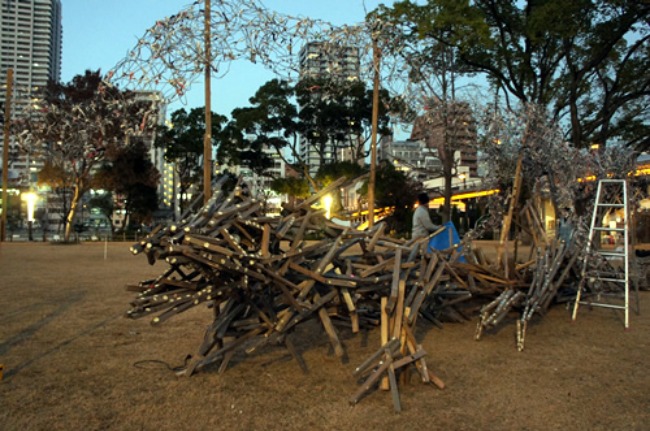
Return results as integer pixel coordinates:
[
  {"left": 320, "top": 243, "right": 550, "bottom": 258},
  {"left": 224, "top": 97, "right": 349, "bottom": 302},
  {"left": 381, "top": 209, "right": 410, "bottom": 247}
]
[
  {"left": 303, "top": 165, "right": 319, "bottom": 192},
  {"left": 443, "top": 167, "right": 453, "bottom": 223},
  {"left": 64, "top": 183, "right": 83, "bottom": 242}
]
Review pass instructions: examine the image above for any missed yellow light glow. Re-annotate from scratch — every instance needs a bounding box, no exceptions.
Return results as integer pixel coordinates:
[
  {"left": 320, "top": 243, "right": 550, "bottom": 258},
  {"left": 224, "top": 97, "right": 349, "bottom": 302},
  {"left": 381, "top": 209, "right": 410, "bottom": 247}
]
[
  {"left": 429, "top": 189, "right": 499, "bottom": 205},
  {"left": 21, "top": 192, "right": 37, "bottom": 222},
  {"left": 323, "top": 194, "right": 333, "bottom": 219}
]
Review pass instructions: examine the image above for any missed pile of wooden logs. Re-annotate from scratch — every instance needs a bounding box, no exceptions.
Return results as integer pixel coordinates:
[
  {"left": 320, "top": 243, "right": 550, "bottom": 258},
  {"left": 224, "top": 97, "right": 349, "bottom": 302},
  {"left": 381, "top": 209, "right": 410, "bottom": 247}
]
[
  {"left": 126, "top": 174, "right": 620, "bottom": 410},
  {"left": 128, "top": 175, "right": 464, "bottom": 410}
]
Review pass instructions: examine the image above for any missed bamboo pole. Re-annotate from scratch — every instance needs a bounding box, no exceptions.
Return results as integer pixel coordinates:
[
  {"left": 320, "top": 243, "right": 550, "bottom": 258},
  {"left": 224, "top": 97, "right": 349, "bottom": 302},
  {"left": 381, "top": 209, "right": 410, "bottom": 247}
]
[
  {"left": 1, "top": 68, "right": 13, "bottom": 242},
  {"left": 367, "top": 26, "right": 381, "bottom": 229},
  {"left": 203, "top": 0, "right": 212, "bottom": 204},
  {"left": 497, "top": 150, "right": 523, "bottom": 267}
]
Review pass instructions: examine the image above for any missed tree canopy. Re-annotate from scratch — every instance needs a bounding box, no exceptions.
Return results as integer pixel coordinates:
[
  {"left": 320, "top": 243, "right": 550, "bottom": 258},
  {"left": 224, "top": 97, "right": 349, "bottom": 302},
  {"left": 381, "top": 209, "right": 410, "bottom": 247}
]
[
  {"left": 94, "top": 139, "right": 161, "bottom": 227},
  {"left": 16, "top": 70, "right": 159, "bottom": 241},
  {"left": 359, "top": 160, "right": 423, "bottom": 235},
  {"left": 222, "top": 77, "right": 403, "bottom": 188},
  {"left": 155, "top": 107, "right": 226, "bottom": 214},
  {"left": 375, "top": 0, "right": 650, "bottom": 149}
]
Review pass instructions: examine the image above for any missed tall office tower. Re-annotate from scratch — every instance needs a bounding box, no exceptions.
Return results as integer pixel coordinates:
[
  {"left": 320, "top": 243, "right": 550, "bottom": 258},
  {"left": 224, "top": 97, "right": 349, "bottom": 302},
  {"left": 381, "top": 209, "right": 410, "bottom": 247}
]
[
  {"left": 0, "top": 0, "right": 63, "bottom": 186},
  {"left": 298, "top": 42, "right": 360, "bottom": 177}
]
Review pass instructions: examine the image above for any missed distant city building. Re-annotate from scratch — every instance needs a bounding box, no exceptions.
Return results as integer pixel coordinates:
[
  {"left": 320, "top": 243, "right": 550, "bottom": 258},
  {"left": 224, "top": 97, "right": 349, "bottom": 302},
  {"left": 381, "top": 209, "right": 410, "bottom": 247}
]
[
  {"left": 0, "top": 0, "right": 62, "bottom": 187},
  {"left": 410, "top": 100, "right": 479, "bottom": 178},
  {"left": 216, "top": 141, "right": 286, "bottom": 216},
  {"left": 135, "top": 91, "right": 167, "bottom": 207},
  {"left": 298, "top": 41, "right": 360, "bottom": 82},
  {"left": 298, "top": 42, "right": 360, "bottom": 177},
  {"left": 378, "top": 136, "right": 442, "bottom": 182}
]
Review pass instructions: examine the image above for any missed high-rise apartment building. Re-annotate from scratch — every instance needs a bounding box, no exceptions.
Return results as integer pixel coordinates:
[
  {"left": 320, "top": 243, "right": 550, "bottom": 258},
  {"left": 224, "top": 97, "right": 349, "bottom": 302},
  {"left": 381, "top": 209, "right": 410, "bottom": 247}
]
[
  {"left": 298, "top": 42, "right": 360, "bottom": 177},
  {"left": 298, "top": 42, "right": 360, "bottom": 82},
  {"left": 1, "top": 0, "right": 62, "bottom": 186}
]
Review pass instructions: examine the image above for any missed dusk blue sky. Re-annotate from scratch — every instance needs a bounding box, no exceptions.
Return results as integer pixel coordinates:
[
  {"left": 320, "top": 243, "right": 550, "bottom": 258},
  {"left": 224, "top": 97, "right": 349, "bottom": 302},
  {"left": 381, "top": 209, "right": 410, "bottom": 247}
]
[{"left": 61, "top": 0, "right": 394, "bottom": 118}]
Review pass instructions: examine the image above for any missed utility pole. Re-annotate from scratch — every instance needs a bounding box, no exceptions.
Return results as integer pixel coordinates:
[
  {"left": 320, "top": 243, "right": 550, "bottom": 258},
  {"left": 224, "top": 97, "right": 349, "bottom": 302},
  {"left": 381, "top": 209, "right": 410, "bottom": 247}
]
[
  {"left": 367, "top": 27, "right": 381, "bottom": 229},
  {"left": 203, "top": 0, "right": 212, "bottom": 204},
  {"left": 1, "top": 68, "right": 13, "bottom": 242}
]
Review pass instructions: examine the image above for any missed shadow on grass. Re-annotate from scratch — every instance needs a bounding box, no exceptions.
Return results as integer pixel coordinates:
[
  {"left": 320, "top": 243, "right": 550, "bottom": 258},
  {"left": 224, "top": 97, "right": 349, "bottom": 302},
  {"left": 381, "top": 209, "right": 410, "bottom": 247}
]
[{"left": 0, "top": 291, "right": 123, "bottom": 380}]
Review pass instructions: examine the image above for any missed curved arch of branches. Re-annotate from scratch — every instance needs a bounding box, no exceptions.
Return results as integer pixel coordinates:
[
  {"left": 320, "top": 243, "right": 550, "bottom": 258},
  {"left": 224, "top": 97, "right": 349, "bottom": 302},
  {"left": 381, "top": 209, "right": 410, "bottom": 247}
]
[{"left": 104, "top": 0, "right": 441, "bottom": 118}]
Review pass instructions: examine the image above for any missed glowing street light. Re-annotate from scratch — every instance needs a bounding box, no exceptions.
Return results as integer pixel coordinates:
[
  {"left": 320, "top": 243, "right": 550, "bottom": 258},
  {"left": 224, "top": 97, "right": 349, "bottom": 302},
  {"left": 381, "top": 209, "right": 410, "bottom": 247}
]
[
  {"left": 22, "top": 192, "right": 37, "bottom": 221},
  {"left": 22, "top": 191, "right": 37, "bottom": 241},
  {"left": 322, "top": 194, "right": 333, "bottom": 220},
  {"left": 458, "top": 173, "right": 467, "bottom": 189}
]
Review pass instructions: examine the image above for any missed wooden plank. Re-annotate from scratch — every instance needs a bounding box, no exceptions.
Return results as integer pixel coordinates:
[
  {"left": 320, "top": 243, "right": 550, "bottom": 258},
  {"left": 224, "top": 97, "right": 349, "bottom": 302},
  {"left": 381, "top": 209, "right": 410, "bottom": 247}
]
[
  {"left": 352, "top": 338, "right": 400, "bottom": 377},
  {"left": 349, "top": 355, "right": 393, "bottom": 405},
  {"left": 442, "top": 260, "right": 468, "bottom": 289},
  {"left": 185, "top": 234, "right": 234, "bottom": 257},
  {"left": 366, "top": 222, "right": 386, "bottom": 252},
  {"left": 386, "top": 348, "right": 402, "bottom": 413},
  {"left": 218, "top": 227, "right": 246, "bottom": 255},
  {"left": 392, "top": 279, "right": 406, "bottom": 340},
  {"left": 358, "top": 258, "right": 395, "bottom": 278},
  {"left": 290, "top": 210, "right": 312, "bottom": 252},
  {"left": 402, "top": 325, "right": 428, "bottom": 382},
  {"left": 424, "top": 259, "right": 447, "bottom": 295},
  {"left": 385, "top": 248, "right": 403, "bottom": 314},
  {"left": 380, "top": 296, "right": 390, "bottom": 391},
  {"left": 284, "top": 335, "right": 308, "bottom": 374},
  {"left": 315, "top": 232, "right": 348, "bottom": 274},
  {"left": 260, "top": 224, "right": 271, "bottom": 259},
  {"left": 341, "top": 288, "right": 356, "bottom": 313},
  {"left": 316, "top": 293, "right": 345, "bottom": 358},
  {"left": 281, "top": 290, "right": 337, "bottom": 333},
  {"left": 423, "top": 253, "right": 439, "bottom": 282},
  {"left": 288, "top": 261, "right": 327, "bottom": 283},
  {"left": 407, "top": 287, "right": 427, "bottom": 325},
  {"left": 275, "top": 215, "right": 296, "bottom": 239},
  {"left": 427, "top": 369, "right": 446, "bottom": 390},
  {"left": 321, "top": 275, "right": 358, "bottom": 288}
]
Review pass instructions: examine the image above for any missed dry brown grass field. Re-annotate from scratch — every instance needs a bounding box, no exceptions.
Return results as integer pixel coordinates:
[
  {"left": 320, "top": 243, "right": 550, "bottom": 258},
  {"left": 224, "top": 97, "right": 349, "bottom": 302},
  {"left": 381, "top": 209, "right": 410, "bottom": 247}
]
[{"left": 0, "top": 242, "right": 648, "bottom": 430}]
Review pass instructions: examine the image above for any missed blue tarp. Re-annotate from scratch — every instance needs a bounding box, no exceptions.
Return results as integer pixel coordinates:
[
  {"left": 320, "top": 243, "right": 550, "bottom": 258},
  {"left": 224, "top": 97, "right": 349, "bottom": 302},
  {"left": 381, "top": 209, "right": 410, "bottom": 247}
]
[{"left": 428, "top": 221, "right": 466, "bottom": 262}]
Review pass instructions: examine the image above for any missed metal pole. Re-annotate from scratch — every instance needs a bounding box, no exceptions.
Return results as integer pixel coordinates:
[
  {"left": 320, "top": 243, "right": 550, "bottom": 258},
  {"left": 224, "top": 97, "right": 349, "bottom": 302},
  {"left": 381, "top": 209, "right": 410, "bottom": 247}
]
[
  {"left": 1, "top": 68, "right": 14, "bottom": 242},
  {"left": 367, "top": 34, "right": 380, "bottom": 229},
  {"left": 203, "top": 0, "right": 212, "bottom": 204}
]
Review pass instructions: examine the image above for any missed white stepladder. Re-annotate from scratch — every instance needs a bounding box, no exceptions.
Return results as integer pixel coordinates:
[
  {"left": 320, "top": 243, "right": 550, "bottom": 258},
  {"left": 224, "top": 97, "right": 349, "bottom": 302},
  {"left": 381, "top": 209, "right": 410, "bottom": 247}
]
[{"left": 572, "top": 178, "right": 637, "bottom": 329}]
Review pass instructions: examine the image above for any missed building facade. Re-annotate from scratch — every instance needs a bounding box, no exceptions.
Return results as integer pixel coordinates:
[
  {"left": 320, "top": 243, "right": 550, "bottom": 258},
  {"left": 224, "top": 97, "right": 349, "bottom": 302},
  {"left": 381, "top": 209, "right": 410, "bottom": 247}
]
[
  {"left": 410, "top": 100, "right": 479, "bottom": 179},
  {"left": 216, "top": 143, "right": 286, "bottom": 216},
  {"left": 298, "top": 42, "right": 360, "bottom": 177},
  {"left": 0, "top": 0, "right": 62, "bottom": 187},
  {"left": 378, "top": 136, "right": 442, "bottom": 183}
]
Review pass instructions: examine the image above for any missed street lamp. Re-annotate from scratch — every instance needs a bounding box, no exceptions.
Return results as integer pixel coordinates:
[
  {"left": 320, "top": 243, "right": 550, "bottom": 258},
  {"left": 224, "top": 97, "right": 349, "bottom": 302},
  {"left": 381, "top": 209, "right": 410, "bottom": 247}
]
[
  {"left": 458, "top": 173, "right": 467, "bottom": 189},
  {"left": 22, "top": 191, "right": 37, "bottom": 241},
  {"left": 322, "top": 194, "right": 332, "bottom": 220}
]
